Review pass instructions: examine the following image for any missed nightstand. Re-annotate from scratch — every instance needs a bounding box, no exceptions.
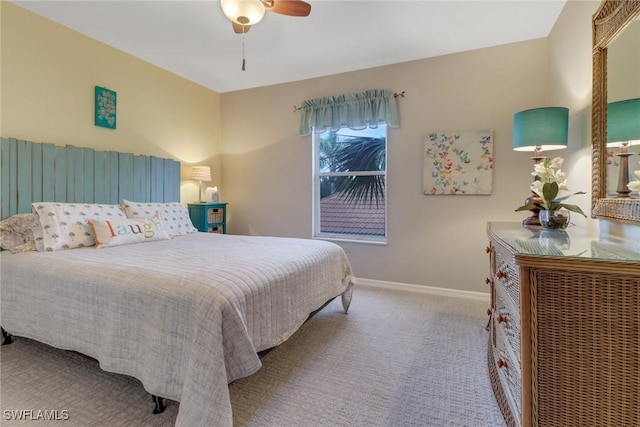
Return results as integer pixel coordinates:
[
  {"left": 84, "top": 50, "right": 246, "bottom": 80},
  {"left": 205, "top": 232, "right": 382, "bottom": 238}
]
[{"left": 188, "top": 202, "right": 228, "bottom": 234}]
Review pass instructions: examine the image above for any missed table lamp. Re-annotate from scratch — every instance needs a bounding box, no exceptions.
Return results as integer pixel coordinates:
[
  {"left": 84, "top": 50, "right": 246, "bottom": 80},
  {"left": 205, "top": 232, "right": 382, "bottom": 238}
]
[
  {"left": 191, "top": 165, "right": 212, "bottom": 203},
  {"left": 607, "top": 98, "right": 640, "bottom": 198},
  {"left": 513, "top": 107, "right": 569, "bottom": 226}
]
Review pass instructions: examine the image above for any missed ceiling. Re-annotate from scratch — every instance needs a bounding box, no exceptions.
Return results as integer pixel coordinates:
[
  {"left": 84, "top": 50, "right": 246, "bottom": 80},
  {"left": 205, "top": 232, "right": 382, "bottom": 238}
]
[{"left": 13, "top": 0, "right": 568, "bottom": 93}]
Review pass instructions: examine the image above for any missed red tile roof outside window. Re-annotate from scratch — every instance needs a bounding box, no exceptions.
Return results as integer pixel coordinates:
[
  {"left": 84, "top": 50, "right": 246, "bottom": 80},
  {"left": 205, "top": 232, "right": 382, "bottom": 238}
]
[{"left": 319, "top": 192, "right": 385, "bottom": 236}]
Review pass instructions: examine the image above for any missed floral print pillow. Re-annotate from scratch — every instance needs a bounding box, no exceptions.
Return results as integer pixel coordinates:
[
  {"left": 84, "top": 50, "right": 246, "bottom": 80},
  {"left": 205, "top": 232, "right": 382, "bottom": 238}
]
[
  {"left": 31, "top": 203, "right": 127, "bottom": 251},
  {"left": 121, "top": 200, "right": 197, "bottom": 237},
  {"left": 0, "top": 213, "right": 38, "bottom": 253}
]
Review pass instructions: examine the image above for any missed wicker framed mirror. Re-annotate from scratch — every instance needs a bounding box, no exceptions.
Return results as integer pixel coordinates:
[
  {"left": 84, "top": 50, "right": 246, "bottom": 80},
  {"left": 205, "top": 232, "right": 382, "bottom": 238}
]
[{"left": 591, "top": 0, "right": 640, "bottom": 221}]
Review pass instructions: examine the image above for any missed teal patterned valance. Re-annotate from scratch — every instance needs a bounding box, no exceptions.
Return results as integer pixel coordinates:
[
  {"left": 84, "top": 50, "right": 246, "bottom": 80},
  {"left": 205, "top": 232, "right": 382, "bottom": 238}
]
[{"left": 298, "top": 89, "right": 399, "bottom": 136}]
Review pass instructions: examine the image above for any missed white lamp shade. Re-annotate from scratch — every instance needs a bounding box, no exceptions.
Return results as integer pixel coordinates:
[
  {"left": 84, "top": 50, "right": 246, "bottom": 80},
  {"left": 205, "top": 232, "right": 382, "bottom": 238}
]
[
  {"left": 606, "top": 140, "right": 640, "bottom": 148},
  {"left": 220, "top": 0, "right": 265, "bottom": 26},
  {"left": 191, "top": 166, "right": 211, "bottom": 181}
]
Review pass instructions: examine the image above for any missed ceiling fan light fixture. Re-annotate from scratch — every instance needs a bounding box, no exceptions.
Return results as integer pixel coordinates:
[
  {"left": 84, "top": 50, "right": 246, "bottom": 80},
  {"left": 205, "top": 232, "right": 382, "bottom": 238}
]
[{"left": 221, "top": 0, "right": 266, "bottom": 26}]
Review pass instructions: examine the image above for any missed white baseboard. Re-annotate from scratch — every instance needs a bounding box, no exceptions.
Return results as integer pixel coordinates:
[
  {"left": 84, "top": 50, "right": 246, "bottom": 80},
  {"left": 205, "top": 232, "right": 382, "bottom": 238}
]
[{"left": 355, "top": 278, "right": 490, "bottom": 302}]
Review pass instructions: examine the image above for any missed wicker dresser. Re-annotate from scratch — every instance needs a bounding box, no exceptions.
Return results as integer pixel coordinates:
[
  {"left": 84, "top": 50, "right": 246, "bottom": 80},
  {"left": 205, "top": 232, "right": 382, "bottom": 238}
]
[{"left": 486, "top": 222, "right": 640, "bottom": 427}]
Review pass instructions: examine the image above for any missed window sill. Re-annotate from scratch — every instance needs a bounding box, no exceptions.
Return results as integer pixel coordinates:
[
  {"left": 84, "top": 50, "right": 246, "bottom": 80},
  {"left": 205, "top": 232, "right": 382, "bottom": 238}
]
[{"left": 313, "top": 235, "right": 387, "bottom": 246}]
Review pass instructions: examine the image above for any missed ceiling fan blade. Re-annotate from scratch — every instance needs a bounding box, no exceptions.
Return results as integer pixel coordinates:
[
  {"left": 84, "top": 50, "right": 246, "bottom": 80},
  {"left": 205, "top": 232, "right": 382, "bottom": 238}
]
[
  {"left": 232, "top": 22, "right": 251, "bottom": 34},
  {"left": 265, "top": 0, "right": 311, "bottom": 17}
]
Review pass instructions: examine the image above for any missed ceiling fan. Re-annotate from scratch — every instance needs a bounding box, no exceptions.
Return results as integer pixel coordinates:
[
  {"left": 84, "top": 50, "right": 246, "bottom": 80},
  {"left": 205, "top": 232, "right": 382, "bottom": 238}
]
[{"left": 220, "top": 0, "right": 311, "bottom": 34}]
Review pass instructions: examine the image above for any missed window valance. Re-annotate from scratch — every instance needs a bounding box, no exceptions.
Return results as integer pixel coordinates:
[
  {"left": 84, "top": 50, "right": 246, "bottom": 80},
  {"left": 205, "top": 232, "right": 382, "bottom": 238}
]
[{"left": 298, "top": 89, "right": 399, "bottom": 136}]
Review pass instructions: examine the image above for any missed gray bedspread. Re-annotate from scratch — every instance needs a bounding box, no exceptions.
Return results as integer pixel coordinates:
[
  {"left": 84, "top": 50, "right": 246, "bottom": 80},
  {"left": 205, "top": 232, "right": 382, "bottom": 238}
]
[{"left": 0, "top": 232, "right": 355, "bottom": 426}]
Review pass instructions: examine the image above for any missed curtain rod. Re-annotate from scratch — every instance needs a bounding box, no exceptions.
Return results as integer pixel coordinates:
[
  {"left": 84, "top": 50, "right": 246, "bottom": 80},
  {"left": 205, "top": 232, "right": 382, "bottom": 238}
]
[{"left": 293, "top": 91, "right": 405, "bottom": 113}]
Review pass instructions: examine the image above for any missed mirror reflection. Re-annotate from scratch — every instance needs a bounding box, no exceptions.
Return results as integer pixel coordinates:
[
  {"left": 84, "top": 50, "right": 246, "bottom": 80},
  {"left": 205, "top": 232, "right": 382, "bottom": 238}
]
[{"left": 606, "top": 17, "right": 640, "bottom": 197}]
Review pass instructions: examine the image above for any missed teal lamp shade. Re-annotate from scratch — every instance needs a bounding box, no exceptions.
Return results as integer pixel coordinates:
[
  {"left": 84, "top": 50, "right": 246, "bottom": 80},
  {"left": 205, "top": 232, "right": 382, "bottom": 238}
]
[
  {"left": 513, "top": 107, "right": 569, "bottom": 152},
  {"left": 607, "top": 98, "right": 640, "bottom": 146}
]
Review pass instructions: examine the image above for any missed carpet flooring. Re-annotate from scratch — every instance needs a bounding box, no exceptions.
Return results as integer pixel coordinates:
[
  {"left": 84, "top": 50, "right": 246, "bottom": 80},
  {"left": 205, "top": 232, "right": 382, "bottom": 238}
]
[{"left": 0, "top": 285, "right": 506, "bottom": 426}]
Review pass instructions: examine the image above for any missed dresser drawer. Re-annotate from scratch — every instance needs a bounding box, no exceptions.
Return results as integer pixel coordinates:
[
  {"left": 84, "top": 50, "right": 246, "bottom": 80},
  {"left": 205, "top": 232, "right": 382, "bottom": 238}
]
[
  {"left": 207, "top": 207, "right": 225, "bottom": 223},
  {"left": 495, "top": 326, "right": 522, "bottom": 422},
  {"left": 494, "top": 249, "right": 520, "bottom": 307},
  {"left": 495, "top": 283, "right": 521, "bottom": 372},
  {"left": 207, "top": 225, "right": 224, "bottom": 234}
]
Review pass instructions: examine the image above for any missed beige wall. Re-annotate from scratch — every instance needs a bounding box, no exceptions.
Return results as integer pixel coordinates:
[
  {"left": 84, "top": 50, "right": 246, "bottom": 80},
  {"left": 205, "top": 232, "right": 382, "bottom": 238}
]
[
  {"left": 549, "top": 0, "right": 640, "bottom": 241},
  {"left": 222, "top": 0, "right": 640, "bottom": 292},
  {"left": 548, "top": 0, "right": 599, "bottom": 233},
  {"left": 221, "top": 38, "right": 557, "bottom": 293},
  {"left": 220, "top": 0, "right": 639, "bottom": 292},
  {"left": 0, "top": 2, "right": 222, "bottom": 203},
  {"left": 608, "top": 18, "right": 640, "bottom": 102},
  {"left": 5, "top": 0, "right": 637, "bottom": 292}
]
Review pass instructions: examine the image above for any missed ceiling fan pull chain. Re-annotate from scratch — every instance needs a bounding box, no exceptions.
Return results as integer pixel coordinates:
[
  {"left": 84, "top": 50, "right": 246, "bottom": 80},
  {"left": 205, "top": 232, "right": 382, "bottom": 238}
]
[{"left": 242, "top": 32, "right": 246, "bottom": 71}]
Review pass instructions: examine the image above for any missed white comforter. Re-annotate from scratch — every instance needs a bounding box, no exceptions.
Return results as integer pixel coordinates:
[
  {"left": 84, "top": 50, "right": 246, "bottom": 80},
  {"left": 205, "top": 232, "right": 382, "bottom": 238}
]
[{"left": 0, "top": 232, "right": 355, "bottom": 426}]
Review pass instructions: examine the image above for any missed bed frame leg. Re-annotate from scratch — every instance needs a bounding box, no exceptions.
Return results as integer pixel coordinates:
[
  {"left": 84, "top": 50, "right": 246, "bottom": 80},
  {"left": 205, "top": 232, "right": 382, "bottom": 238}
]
[
  {"left": 152, "top": 395, "right": 166, "bottom": 414},
  {"left": 1, "top": 327, "right": 13, "bottom": 345}
]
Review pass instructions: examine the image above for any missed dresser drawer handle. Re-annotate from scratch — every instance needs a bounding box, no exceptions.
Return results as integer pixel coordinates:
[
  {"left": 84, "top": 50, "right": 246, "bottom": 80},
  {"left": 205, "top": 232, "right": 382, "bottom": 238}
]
[
  {"left": 497, "top": 314, "right": 508, "bottom": 324},
  {"left": 497, "top": 358, "right": 508, "bottom": 369},
  {"left": 485, "top": 277, "right": 492, "bottom": 285},
  {"left": 496, "top": 270, "right": 508, "bottom": 280},
  {"left": 485, "top": 246, "right": 493, "bottom": 254}
]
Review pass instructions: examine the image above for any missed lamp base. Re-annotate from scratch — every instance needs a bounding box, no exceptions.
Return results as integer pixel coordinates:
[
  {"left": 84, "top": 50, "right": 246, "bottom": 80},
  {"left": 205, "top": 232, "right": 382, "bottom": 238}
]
[
  {"left": 522, "top": 214, "right": 541, "bottom": 227},
  {"left": 615, "top": 152, "right": 633, "bottom": 198},
  {"left": 520, "top": 155, "right": 545, "bottom": 227},
  {"left": 521, "top": 194, "right": 543, "bottom": 227}
]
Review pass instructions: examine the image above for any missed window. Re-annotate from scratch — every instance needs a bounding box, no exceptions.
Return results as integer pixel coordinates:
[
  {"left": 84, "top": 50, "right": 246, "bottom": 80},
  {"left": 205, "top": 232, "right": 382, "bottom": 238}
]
[{"left": 312, "top": 124, "right": 387, "bottom": 244}]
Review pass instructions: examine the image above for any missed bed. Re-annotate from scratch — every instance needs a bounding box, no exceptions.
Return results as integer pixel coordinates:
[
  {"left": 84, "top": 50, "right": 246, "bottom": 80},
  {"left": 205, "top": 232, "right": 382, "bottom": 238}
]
[{"left": 0, "top": 138, "right": 355, "bottom": 426}]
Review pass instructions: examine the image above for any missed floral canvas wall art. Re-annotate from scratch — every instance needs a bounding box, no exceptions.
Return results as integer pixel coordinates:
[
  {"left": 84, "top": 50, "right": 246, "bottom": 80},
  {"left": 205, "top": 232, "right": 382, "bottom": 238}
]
[{"left": 423, "top": 130, "right": 493, "bottom": 195}]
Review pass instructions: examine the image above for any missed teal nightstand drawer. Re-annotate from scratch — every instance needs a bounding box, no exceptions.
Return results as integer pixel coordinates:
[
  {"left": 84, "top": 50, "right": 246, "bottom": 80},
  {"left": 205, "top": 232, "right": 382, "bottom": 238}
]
[{"left": 188, "top": 202, "right": 228, "bottom": 234}]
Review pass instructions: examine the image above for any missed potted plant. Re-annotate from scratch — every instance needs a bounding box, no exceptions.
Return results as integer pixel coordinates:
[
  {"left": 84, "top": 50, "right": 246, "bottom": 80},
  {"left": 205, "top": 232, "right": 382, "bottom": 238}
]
[
  {"left": 516, "top": 157, "right": 586, "bottom": 229},
  {"left": 627, "top": 161, "right": 640, "bottom": 192}
]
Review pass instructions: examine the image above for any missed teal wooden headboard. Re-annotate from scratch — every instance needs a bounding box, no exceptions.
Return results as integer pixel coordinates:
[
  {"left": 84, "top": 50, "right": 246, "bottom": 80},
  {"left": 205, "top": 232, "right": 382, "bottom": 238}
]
[{"left": 0, "top": 138, "right": 181, "bottom": 219}]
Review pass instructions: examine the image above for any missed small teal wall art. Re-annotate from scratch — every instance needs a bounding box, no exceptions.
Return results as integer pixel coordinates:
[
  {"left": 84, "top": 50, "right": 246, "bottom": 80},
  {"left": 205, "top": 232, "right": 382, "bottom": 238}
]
[{"left": 95, "top": 86, "right": 117, "bottom": 129}]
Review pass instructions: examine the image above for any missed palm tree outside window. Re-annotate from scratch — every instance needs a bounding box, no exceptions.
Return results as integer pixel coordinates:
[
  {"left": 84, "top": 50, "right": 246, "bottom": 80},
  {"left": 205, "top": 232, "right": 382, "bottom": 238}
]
[{"left": 312, "top": 124, "right": 387, "bottom": 243}]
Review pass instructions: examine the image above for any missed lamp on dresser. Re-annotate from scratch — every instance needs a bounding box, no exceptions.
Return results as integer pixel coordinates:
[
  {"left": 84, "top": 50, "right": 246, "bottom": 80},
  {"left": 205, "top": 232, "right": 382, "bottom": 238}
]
[
  {"left": 191, "top": 165, "right": 212, "bottom": 203},
  {"left": 512, "top": 107, "right": 569, "bottom": 226},
  {"left": 607, "top": 98, "right": 640, "bottom": 198}
]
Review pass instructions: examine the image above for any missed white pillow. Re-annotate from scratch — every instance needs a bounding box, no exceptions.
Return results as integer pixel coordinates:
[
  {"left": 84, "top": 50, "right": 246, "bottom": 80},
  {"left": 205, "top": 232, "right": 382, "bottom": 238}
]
[
  {"left": 32, "top": 220, "right": 44, "bottom": 251},
  {"left": 31, "top": 202, "right": 127, "bottom": 251},
  {"left": 87, "top": 213, "right": 170, "bottom": 248},
  {"left": 121, "top": 199, "right": 197, "bottom": 237}
]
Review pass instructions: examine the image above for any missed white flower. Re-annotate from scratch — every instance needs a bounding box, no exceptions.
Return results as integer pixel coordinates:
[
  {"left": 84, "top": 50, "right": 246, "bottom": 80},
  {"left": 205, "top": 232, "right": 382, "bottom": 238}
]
[
  {"left": 530, "top": 180, "right": 544, "bottom": 198},
  {"left": 532, "top": 163, "right": 554, "bottom": 181},
  {"left": 533, "top": 157, "right": 568, "bottom": 186},
  {"left": 628, "top": 169, "right": 640, "bottom": 192},
  {"left": 517, "top": 156, "right": 586, "bottom": 217},
  {"left": 550, "top": 157, "right": 564, "bottom": 169},
  {"left": 530, "top": 178, "right": 568, "bottom": 198}
]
